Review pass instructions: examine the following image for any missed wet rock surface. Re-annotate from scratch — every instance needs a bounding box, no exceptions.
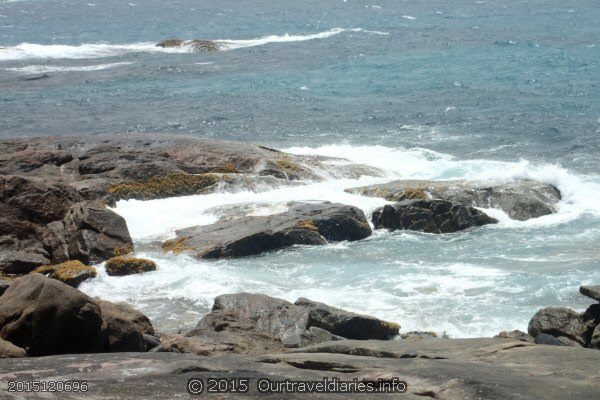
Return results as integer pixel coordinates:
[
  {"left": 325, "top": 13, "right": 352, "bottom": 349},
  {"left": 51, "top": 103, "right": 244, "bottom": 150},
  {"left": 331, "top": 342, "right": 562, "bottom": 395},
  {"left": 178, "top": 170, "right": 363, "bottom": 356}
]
[
  {"left": 105, "top": 256, "right": 157, "bottom": 276},
  {"left": 372, "top": 199, "right": 497, "bottom": 233},
  {"left": 347, "top": 179, "right": 561, "bottom": 220},
  {"left": 156, "top": 38, "right": 221, "bottom": 52},
  {"left": 163, "top": 202, "right": 372, "bottom": 259}
]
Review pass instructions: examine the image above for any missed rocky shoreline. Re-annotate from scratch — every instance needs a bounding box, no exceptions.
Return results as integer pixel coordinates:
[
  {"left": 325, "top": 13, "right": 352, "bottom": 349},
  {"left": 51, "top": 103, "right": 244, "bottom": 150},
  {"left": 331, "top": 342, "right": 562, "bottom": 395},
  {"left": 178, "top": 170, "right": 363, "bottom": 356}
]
[{"left": 1, "top": 134, "right": 598, "bottom": 398}]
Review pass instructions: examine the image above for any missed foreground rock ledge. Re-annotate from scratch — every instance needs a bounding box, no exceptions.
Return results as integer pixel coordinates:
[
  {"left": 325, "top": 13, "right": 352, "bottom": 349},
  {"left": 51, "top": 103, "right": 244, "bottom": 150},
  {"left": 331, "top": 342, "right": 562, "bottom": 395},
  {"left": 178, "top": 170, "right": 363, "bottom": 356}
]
[
  {"left": 163, "top": 202, "right": 372, "bottom": 259},
  {"left": 346, "top": 179, "right": 561, "bottom": 221},
  {"left": 1, "top": 339, "right": 599, "bottom": 399}
]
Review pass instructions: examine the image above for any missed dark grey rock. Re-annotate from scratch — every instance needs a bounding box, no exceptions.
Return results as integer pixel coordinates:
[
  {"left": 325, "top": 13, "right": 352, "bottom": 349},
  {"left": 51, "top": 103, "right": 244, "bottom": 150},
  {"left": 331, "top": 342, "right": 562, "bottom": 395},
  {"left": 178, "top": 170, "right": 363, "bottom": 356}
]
[
  {"left": 372, "top": 199, "right": 497, "bottom": 234},
  {"left": 163, "top": 202, "right": 371, "bottom": 259},
  {"left": 97, "top": 300, "right": 155, "bottom": 353},
  {"left": 156, "top": 38, "right": 221, "bottom": 52},
  {"left": 580, "top": 285, "right": 600, "bottom": 302},
  {"left": 294, "top": 298, "right": 399, "bottom": 340},
  {"left": 534, "top": 333, "right": 581, "bottom": 347},
  {"left": 63, "top": 201, "right": 133, "bottom": 264},
  {"left": 591, "top": 325, "right": 600, "bottom": 349},
  {"left": 347, "top": 179, "right": 561, "bottom": 220},
  {"left": 528, "top": 307, "right": 585, "bottom": 345}
]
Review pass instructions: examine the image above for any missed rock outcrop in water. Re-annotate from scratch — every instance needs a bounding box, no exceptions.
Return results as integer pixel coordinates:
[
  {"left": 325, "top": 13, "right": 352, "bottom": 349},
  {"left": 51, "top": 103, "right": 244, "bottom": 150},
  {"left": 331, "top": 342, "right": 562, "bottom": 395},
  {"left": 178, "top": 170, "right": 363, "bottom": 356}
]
[
  {"left": 0, "top": 134, "right": 383, "bottom": 275},
  {"left": 163, "top": 201, "right": 372, "bottom": 259},
  {"left": 372, "top": 199, "right": 498, "bottom": 233},
  {"left": 346, "top": 179, "right": 561, "bottom": 220},
  {"left": 156, "top": 38, "right": 221, "bottom": 52},
  {"left": 0, "top": 274, "right": 155, "bottom": 356},
  {"left": 527, "top": 284, "right": 600, "bottom": 349}
]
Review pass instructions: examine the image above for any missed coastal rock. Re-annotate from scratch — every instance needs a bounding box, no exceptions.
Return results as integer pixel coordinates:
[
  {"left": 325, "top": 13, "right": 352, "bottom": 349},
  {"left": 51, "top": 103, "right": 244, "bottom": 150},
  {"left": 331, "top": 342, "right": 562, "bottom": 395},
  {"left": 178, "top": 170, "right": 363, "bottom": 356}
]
[
  {"left": 98, "top": 300, "right": 155, "bottom": 352},
  {"left": 105, "top": 256, "right": 157, "bottom": 276},
  {"left": 1, "top": 339, "right": 600, "bottom": 399},
  {"left": 495, "top": 330, "right": 535, "bottom": 343},
  {"left": 580, "top": 285, "right": 600, "bottom": 302},
  {"left": 0, "top": 274, "right": 103, "bottom": 356},
  {"left": 346, "top": 179, "right": 561, "bottom": 221},
  {"left": 591, "top": 325, "right": 600, "bottom": 349},
  {"left": 34, "top": 260, "right": 97, "bottom": 288},
  {"left": 183, "top": 293, "right": 398, "bottom": 356},
  {"left": 371, "top": 199, "right": 497, "bottom": 234},
  {"left": 0, "top": 274, "right": 155, "bottom": 356},
  {"left": 0, "top": 134, "right": 384, "bottom": 203},
  {"left": 63, "top": 201, "right": 133, "bottom": 265},
  {"left": 401, "top": 331, "right": 439, "bottom": 340},
  {"left": 534, "top": 333, "right": 582, "bottom": 347},
  {"left": 156, "top": 38, "right": 220, "bottom": 52},
  {"left": 528, "top": 307, "right": 585, "bottom": 345},
  {"left": 163, "top": 202, "right": 371, "bottom": 259},
  {"left": 0, "top": 279, "right": 9, "bottom": 296},
  {"left": 294, "top": 298, "right": 399, "bottom": 340},
  {"left": 0, "top": 338, "right": 26, "bottom": 358}
]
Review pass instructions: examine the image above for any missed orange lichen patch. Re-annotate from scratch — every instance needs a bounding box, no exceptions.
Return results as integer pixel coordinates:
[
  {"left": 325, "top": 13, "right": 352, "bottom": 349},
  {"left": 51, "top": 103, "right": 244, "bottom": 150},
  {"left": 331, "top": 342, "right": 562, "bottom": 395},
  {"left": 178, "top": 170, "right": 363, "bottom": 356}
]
[
  {"left": 210, "top": 163, "right": 240, "bottom": 173},
  {"left": 105, "top": 256, "right": 157, "bottom": 276},
  {"left": 107, "top": 173, "right": 221, "bottom": 201}
]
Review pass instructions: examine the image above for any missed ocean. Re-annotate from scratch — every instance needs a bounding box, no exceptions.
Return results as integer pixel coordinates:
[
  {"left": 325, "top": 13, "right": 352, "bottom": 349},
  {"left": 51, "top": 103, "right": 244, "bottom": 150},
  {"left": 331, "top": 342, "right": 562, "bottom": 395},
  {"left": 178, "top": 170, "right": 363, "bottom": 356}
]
[{"left": 1, "top": 0, "right": 599, "bottom": 337}]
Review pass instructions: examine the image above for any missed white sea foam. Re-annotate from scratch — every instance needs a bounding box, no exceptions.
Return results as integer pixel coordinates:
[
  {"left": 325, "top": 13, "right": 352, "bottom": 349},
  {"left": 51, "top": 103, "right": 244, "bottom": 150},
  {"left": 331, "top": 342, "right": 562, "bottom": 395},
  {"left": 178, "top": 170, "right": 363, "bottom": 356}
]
[
  {"left": 5, "top": 61, "right": 133, "bottom": 73},
  {"left": 0, "top": 28, "right": 389, "bottom": 61}
]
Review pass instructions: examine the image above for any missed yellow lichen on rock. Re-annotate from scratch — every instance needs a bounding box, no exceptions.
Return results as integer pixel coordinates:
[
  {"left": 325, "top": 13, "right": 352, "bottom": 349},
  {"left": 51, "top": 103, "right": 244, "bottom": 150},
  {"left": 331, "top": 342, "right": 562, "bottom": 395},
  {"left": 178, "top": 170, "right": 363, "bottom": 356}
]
[
  {"left": 105, "top": 256, "right": 157, "bottom": 276},
  {"left": 107, "top": 173, "right": 221, "bottom": 201},
  {"left": 402, "top": 188, "right": 428, "bottom": 200},
  {"left": 162, "top": 237, "right": 196, "bottom": 255},
  {"left": 295, "top": 220, "right": 319, "bottom": 231},
  {"left": 34, "top": 260, "right": 97, "bottom": 288},
  {"left": 114, "top": 243, "right": 134, "bottom": 257},
  {"left": 275, "top": 158, "right": 303, "bottom": 172}
]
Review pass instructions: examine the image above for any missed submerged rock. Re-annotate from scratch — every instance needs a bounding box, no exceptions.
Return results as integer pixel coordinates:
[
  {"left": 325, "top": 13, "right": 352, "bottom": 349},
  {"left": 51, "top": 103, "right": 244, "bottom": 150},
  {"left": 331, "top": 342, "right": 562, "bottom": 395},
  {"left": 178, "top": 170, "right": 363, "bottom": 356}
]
[
  {"left": 163, "top": 202, "right": 371, "bottom": 259},
  {"left": 346, "top": 179, "right": 561, "bottom": 221},
  {"left": 156, "top": 38, "right": 220, "bottom": 52},
  {"left": 34, "top": 260, "right": 97, "bottom": 288},
  {"left": 105, "top": 256, "right": 157, "bottom": 276},
  {"left": 372, "top": 199, "right": 497, "bottom": 233}
]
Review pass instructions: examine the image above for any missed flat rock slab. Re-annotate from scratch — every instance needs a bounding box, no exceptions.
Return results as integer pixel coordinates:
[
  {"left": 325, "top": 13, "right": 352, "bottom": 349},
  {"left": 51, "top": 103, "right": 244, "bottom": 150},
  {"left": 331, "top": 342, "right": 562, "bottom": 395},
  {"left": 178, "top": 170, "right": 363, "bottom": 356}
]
[
  {"left": 580, "top": 285, "right": 600, "bottom": 302},
  {"left": 163, "top": 202, "right": 372, "bottom": 259},
  {"left": 346, "top": 179, "right": 561, "bottom": 221},
  {"left": 372, "top": 199, "right": 497, "bottom": 233},
  {"left": 1, "top": 339, "right": 599, "bottom": 399}
]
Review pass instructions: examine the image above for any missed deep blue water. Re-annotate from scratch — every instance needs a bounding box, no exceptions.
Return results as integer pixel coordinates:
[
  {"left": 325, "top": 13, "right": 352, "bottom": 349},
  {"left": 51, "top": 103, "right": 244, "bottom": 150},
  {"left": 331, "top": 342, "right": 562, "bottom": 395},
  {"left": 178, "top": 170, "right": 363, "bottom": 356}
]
[{"left": 1, "top": 0, "right": 600, "bottom": 336}]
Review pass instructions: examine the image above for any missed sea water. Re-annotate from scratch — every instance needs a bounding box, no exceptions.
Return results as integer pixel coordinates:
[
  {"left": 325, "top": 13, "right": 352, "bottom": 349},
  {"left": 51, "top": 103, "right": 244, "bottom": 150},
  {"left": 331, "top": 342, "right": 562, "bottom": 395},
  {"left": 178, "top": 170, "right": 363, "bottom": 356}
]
[{"left": 1, "top": 0, "right": 599, "bottom": 336}]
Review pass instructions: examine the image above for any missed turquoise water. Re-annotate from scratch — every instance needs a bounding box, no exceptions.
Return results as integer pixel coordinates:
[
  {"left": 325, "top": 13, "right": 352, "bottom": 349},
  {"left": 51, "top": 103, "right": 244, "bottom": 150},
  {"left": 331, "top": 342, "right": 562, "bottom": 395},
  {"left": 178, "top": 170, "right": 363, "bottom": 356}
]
[{"left": 1, "top": 0, "right": 599, "bottom": 336}]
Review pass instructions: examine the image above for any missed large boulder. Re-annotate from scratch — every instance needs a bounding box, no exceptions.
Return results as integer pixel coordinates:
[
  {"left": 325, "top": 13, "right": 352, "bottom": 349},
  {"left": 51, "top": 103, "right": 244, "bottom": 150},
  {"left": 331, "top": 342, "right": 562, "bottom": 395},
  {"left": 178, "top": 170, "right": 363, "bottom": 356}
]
[
  {"left": 371, "top": 199, "right": 497, "bottom": 234},
  {"left": 63, "top": 201, "right": 133, "bottom": 264},
  {"left": 0, "top": 278, "right": 10, "bottom": 296},
  {"left": 163, "top": 202, "right": 371, "bottom": 259},
  {"left": 0, "top": 274, "right": 154, "bottom": 356},
  {"left": 528, "top": 307, "right": 588, "bottom": 346},
  {"left": 0, "top": 273, "right": 103, "bottom": 356},
  {"left": 346, "top": 179, "right": 561, "bottom": 221},
  {"left": 179, "top": 293, "right": 399, "bottom": 356}
]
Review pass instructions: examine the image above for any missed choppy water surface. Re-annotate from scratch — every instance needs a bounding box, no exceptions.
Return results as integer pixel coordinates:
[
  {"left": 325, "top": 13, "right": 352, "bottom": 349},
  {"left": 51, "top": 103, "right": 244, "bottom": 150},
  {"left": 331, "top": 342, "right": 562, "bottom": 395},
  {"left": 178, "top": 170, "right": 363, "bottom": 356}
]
[{"left": 1, "top": 0, "right": 599, "bottom": 336}]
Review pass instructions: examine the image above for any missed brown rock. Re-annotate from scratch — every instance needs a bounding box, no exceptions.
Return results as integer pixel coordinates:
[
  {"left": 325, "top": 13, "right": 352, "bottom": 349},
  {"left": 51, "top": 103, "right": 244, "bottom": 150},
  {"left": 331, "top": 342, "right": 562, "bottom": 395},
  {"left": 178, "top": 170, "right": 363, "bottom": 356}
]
[
  {"left": 0, "top": 338, "right": 26, "bottom": 358},
  {"left": 34, "top": 260, "right": 97, "bottom": 288}
]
